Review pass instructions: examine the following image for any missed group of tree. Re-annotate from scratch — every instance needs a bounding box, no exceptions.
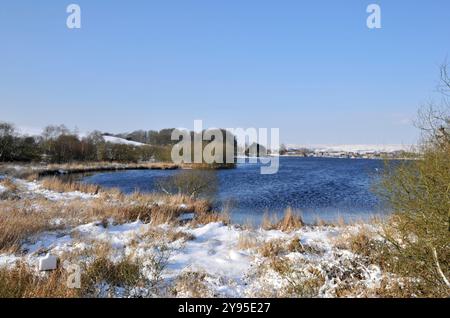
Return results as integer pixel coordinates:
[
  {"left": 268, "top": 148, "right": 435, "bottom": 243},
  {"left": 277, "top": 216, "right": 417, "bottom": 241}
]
[
  {"left": 0, "top": 124, "right": 239, "bottom": 164},
  {"left": 0, "top": 124, "right": 172, "bottom": 163},
  {"left": 0, "top": 122, "right": 40, "bottom": 162}
]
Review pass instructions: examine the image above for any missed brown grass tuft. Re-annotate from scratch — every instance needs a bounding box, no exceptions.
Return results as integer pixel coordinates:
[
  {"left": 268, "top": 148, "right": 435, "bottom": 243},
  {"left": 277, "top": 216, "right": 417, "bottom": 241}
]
[
  {"left": 262, "top": 208, "right": 304, "bottom": 232},
  {"left": 236, "top": 233, "right": 260, "bottom": 250},
  {"left": 144, "top": 227, "right": 195, "bottom": 243},
  {"left": 191, "top": 210, "right": 230, "bottom": 226},
  {"left": 259, "top": 240, "right": 284, "bottom": 258},
  {"left": 171, "top": 271, "right": 213, "bottom": 297}
]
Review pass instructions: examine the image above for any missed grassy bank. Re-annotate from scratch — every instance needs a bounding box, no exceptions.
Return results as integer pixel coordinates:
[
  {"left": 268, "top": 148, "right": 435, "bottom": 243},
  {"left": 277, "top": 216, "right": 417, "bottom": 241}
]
[{"left": 0, "top": 161, "right": 236, "bottom": 180}]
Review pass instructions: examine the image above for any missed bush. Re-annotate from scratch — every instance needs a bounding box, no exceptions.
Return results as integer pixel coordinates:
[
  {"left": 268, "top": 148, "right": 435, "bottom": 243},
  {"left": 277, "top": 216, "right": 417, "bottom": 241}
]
[
  {"left": 157, "top": 170, "right": 218, "bottom": 199},
  {"left": 377, "top": 66, "right": 450, "bottom": 297}
]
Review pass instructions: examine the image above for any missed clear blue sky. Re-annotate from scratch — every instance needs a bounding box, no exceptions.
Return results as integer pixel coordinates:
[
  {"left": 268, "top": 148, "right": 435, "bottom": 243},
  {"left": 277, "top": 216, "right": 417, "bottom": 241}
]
[{"left": 1, "top": 0, "right": 449, "bottom": 144}]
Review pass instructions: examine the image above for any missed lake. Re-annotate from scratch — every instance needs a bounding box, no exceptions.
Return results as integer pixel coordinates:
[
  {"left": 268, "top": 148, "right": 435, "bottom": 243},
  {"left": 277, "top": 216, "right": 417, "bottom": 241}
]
[{"left": 81, "top": 157, "right": 390, "bottom": 225}]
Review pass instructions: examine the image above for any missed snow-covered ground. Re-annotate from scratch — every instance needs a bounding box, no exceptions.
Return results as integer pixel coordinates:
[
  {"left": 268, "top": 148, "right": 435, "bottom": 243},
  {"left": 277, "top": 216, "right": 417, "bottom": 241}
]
[
  {"left": 0, "top": 219, "right": 383, "bottom": 297},
  {"left": 15, "top": 179, "right": 98, "bottom": 201},
  {"left": 0, "top": 178, "right": 388, "bottom": 298}
]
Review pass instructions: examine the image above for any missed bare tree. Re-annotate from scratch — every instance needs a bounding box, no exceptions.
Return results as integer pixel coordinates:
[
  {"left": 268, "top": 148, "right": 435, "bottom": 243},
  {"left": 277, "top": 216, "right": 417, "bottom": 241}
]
[{"left": 416, "top": 64, "right": 450, "bottom": 148}]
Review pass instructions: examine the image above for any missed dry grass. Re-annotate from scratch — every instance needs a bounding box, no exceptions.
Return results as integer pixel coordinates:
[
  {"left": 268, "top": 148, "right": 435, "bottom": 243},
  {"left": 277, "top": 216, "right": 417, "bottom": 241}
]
[
  {"left": 236, "top": 233, "right": 260, "bottom": 250},
  {"left": 0, "top": 177, "right": 212, "bottom": 254},
  {"left": 38, "top": 178, "right": 212, "bottom": 226},
  {"left": 41, "top": 177, "right": 101, "bottom": 194},
  {"left": 108, "top": 193, "right": 211, "bottom": 225},
  {"left": 144, "top": 227, "right": 195, "bottom": 243},
  {"left": 171, "top": 271, "right": 213, "bottom": 297},
  {"left": 115, "top": 204, "right": 179, "bottom": 225},
  {"left": 0, "top": 162, "right": 180, "bottom": 180},
  {"left": 253, "top": 256, "right": 325, "bottom": 298},
  {"left": 348, "top": 231, "right": 377, "bottom": 258},
  {"left": 261, "top": 208, "right": 304, "bottom": 232},
  {"left": 0, "top": 263, "right": 79, "bottom": 298},
  {"left": 191, "top": 210, "right": 230, "bottom": 226},
  {"left": 372, "top": 277, "right": 421, "bottom": 298},
  {"left": 0, "top": 178, "right": 21, "bottom": 200},
  {"left": 0, "top": 164, "right": 38, "bottom": 180},
  {"left": 82, "top": 256, "right": 142, "bottom": 293},
  {"left": 258, "top": 236, "right": 324, "bottom": 259},
  {"left": 1, "top": 177, "right": 19, "bottom": 192},
  {"left": 120, "top": 191, "right": 212, "bottom": 214},
  {"left": 40, "top": 162, "right": 179, "bottom": 176},
  {"left": 334, "top": 226, "right": 392, "bottom": 270},
  {"left": 0, "top": 204, "right": 58, "bottom": 253},
  {"left": 287, "top": 238, "right": 324, "bottom": 255},
  {"left": 259, "top": 240, "right": 285, "bottom": 258}
]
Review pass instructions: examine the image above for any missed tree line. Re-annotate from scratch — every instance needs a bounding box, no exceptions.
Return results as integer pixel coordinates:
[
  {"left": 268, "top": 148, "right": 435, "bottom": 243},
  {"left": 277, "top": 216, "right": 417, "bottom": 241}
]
[
  {"left": 0, "top": 124, "right": 172, "bottom": 163},
  {"left": 0, "top": 124, "right": 238, "bottom": 164}
]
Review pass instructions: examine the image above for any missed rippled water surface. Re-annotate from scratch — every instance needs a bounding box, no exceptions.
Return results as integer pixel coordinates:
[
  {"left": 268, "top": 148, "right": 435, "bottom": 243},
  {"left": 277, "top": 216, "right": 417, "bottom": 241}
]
[{"left": 81, "top": 157, "right": 390, "bottom": 224}]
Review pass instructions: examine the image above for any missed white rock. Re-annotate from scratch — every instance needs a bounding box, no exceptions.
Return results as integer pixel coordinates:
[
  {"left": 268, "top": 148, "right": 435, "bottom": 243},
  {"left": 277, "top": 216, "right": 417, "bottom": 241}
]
[{"left": 38, "top": 254, "right": 58, "bottom": 271}]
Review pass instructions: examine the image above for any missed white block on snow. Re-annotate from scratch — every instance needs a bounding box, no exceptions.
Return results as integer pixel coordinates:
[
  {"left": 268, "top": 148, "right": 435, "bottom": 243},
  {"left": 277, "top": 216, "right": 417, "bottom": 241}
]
[{"left": 38, "top": 254, "right": 58, "bottom": 271}]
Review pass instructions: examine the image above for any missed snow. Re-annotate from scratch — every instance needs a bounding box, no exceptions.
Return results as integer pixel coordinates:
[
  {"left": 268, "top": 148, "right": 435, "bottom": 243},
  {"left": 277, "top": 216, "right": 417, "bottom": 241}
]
[
  {"left": 74, "top": 220, "right": 149, "bottom": 249},
  {"left": 0, "top": 254, "right": 21, "bottom": 269},
  {"left": 168, "top": 223, "right": 252, "bottom": 284},
  {"left": 15, "top": 179, "right": 98, "bottom": 201},
  {"left": 0, "top": 214, "right": 386, "bottom": 297},
  {"left": 286, "top": 144, "right": 413, "bottom": 154},
  {"left": 14, "top": 127, "right": 146, "bottom": 148},
  {"left": 0, "top": 185, "right": 5, "bottom": 194},
  {"left": 103, "top": 135, "right": 146, "bottom": 146}
]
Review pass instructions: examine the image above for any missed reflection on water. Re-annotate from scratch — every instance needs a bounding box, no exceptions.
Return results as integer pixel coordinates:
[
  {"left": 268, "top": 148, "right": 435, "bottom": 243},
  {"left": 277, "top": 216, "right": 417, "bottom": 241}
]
[{"left": 81, "top": 157, "right": 391, "bottom": 225}]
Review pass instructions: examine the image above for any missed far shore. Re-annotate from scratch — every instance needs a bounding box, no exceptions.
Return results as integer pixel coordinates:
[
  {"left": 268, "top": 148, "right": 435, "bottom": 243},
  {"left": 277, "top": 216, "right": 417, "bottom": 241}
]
[
  {"left": 0, "top": 161, "right": 237, "bottom": 180},
  {"left": 0, "top": 155, "right": 417, "bottom": 180}
]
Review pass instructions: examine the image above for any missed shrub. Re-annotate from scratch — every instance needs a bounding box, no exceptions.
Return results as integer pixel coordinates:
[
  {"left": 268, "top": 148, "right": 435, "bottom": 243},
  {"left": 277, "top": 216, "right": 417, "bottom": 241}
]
[
  {"left": 157, "top": 170, "right": 218, "bottom": 199},
  {"left": 82, "top": 257, "right": 141, "bottom": 292},
  {"left": 377, "top": 66, "right": 450, "bottom": 297}
]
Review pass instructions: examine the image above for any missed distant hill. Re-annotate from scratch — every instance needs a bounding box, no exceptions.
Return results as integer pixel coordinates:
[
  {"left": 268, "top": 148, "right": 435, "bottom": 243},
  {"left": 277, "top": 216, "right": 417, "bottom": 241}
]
[
  {"left": 285, "top": 144, "right": 414, "bottom": 154},
  {"left": 102, "top": 135, "right": 147, "bottom": 146}
]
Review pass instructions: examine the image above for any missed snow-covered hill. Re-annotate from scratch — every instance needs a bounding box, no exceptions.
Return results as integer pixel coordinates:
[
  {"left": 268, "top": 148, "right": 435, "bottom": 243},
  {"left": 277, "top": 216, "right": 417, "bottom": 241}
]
[
  {"left": 102, "top": 135, "right": 147, "bottom": 146},
  {"left": 286, "top": 144, "right": 413, "bottom": 154}
]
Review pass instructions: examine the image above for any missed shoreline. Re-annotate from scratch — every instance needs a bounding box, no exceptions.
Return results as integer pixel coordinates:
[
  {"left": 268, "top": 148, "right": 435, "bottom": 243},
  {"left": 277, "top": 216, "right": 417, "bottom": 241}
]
[{"left": 0, "top": 162, "right": 236, "bottom": 180}]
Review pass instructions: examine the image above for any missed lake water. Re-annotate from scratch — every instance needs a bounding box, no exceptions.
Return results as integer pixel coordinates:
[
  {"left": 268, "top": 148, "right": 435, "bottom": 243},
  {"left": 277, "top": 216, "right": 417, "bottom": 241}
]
[{"left": 81, "top": 157, "right": 390, "bottom": 225}]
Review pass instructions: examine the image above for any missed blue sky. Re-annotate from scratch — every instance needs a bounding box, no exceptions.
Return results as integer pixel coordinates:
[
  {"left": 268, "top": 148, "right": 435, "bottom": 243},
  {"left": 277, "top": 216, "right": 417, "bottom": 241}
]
[{"left": 1, "top": 0, "right": 449, "bottom": 144}]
